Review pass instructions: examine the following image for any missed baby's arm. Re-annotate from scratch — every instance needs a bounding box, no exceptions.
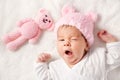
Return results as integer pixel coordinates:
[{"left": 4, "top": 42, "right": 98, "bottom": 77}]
[
  {"left": 98, "top": 30, "right": 120, "bottom": 70},
  {"left": 97, "top": 30, "right": 118, "bottom": 43},
  {"left": 34, "top": 53, "right": 52, "bottom": 80}
]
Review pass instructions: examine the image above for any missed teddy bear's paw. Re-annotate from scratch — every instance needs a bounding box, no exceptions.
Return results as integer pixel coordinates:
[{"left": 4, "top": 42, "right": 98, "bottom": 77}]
[
  {"left": 29, "top": 39, "right": 38, "bottom": 44},
  {"left": 1, "top": 35, "right": 12, "bottom": 44},
  {"left": 7, "top": 43, "right": 18, "bottom": 51},
  {"left": 17, "top": 21, "right": 23, "bottom": 27},
  {"left": 17, "top": 18, "right": 33, "bottom": 27}
]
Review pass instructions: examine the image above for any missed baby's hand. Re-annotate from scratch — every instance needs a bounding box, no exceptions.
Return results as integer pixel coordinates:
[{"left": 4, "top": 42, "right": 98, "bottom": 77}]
[
  {"left": 37, "top": 53, "right": 51, "bottom": 63},
  {"left": 97, "top": 30, "right": 118, "bottom": 43}
]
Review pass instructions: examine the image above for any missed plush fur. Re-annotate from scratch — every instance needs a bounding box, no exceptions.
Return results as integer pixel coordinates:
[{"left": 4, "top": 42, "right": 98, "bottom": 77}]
[
  {"left": 2, "top": 9, "right": 54, "bottom": 51},
  {"left": 55, "top": 4, "right": 97, "bottom": 46}
]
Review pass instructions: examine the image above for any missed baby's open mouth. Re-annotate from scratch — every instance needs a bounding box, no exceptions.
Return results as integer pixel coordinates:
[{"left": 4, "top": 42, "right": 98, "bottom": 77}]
[{"left": 65, "top": 50, "right": 72, "bottom": 55}]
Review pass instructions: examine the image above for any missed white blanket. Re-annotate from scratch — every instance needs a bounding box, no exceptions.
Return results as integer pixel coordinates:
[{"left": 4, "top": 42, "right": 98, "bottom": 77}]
[{"left": 0, "top": 0, "right": 120, "bottom": 80}]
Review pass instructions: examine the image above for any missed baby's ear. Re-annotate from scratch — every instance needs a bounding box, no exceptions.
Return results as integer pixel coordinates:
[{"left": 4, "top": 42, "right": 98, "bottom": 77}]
[
  {"left": 86, "top": 12, "right": 98, "bottom": 22},
  {"left": 61, "top": 4, "right": 76, "bottom": 16}
]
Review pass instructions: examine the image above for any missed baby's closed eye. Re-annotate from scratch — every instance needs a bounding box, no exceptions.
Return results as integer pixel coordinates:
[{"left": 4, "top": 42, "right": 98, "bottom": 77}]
[
  {"left": 58, "top": 39, "right": 65, "bottom": 41},
  {"left": 71, "top": 37, "right": 78, "bottom": 40}
]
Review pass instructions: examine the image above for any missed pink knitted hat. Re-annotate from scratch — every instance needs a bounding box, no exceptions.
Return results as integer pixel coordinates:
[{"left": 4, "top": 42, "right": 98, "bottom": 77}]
[{"left": 54, "top": 4, "right": 97, "bottom": 46}]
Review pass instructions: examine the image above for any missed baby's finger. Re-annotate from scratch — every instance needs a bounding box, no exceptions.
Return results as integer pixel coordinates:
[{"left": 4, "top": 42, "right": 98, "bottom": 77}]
[
  {"left": 36, "top": 53, "right": 45, "bottom": 62},
  {"left": 38, "top": 53, "right": 51, "bottom": 62},
  {"left": 97, "top": 30, "right": 107, "bottom": 36}
]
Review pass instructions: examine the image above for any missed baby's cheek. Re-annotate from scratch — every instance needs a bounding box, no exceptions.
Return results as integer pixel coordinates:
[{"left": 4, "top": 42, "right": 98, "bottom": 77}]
[
  {"left": 72, "top": 42, "right": 81, "bottom": 48},
  {"left": 57, "top": 44, "right": 62, "bottom": 51}
]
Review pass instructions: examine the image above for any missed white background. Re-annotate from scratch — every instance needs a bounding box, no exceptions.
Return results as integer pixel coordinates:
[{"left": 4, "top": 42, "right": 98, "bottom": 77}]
[{"left": 0, "top": 0, "right": 120, "bottom": 80}]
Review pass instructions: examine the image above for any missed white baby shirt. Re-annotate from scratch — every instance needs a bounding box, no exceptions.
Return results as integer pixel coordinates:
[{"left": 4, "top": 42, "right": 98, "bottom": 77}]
[{"left": 34, "top": 42, "right": 120, "bottom": 80}]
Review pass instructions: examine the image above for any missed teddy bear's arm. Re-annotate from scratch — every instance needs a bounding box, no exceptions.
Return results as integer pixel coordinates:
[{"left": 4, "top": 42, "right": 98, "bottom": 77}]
[
  {"left": 47, "top": 24, "right": 54, "bottom": 31},
  {"left": 29, "top": 29, "right": 42, "bottom": 44},
  {"left": 17, "top": 18, "right": 33, "bottom": 27}
]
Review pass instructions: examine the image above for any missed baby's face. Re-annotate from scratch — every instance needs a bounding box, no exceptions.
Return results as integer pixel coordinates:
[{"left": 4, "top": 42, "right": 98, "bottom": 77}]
[{"left": 57, "top": 26, "right": 88, "bottom": 67}]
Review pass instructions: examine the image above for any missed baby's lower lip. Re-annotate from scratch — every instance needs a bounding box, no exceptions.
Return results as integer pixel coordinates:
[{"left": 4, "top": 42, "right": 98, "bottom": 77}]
[{"left": 66, "top": 52, "right": 72, "bottom": 55}]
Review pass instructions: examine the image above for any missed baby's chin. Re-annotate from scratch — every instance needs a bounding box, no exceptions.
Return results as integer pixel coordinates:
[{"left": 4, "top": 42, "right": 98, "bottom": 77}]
[
  {"left": 64, "top": 58, "right": 82, "bottom": 68},
  {"left": 65, "top": 55, "right": 85, "bottom": 66}
]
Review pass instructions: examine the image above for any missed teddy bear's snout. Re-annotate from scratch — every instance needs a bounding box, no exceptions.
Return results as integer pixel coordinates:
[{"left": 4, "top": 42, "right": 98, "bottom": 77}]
[{"left": 43, "top": 18, "right": 51, "bottom": 23}]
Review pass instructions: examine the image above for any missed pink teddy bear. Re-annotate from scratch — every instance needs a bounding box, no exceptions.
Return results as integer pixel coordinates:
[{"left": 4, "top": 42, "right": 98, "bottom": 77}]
[{"left": 2, "top": 9, "right": 54, "bottom": 51}]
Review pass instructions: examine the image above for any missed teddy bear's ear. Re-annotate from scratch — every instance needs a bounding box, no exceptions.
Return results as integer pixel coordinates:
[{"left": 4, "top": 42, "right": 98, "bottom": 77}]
[
  {"left": 62, "top": 4, "right": 76, "bottom": 16},
  {"left": 86, "top": 12, "right": 98, "bottom": 22},
  {"left": 39, "top": 8, "right": 47, "bottom": 13}
]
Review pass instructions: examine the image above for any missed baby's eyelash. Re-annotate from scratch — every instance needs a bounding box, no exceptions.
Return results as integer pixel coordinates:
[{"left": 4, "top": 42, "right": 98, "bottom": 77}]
[
  {"left": 71, "top": 38, "right": 78, "bottom": 40},
  {"left": 59, "top": 39, "right": 64, "bottom": 41}
]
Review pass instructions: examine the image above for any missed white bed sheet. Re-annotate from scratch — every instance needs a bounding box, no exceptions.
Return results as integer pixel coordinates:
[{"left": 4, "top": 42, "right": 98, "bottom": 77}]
[{"left": 0, "top": 0, "right": 120, "bottom": 80}]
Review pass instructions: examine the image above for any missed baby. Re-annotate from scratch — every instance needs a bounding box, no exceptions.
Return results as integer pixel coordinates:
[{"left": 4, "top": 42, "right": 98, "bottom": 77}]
[{"left": 34, "top": 5, "right": 120, "bottom": 80}]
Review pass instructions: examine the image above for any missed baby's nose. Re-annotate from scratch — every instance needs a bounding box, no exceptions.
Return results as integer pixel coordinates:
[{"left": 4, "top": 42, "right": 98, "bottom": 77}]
[{"left": 64, "top": 41, "right": 71, "bottom": 46}]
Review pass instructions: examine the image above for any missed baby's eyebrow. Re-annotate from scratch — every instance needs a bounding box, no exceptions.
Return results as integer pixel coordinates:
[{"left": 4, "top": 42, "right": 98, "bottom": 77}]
[
  {"left": 57, "top": 36, "right": 64, "bottom": 38},
  {"left": 70, "top": 34, "right": 81, "bottom": 37}
]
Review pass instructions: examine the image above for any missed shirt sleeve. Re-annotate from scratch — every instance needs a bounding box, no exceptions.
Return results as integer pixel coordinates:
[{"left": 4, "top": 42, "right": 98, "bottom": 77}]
[
  {"left": 106, "top": 41, "right": 120, "bottom": 71},
  {"left": 34, "top": 62, "right": 52, "bottom": 80}
]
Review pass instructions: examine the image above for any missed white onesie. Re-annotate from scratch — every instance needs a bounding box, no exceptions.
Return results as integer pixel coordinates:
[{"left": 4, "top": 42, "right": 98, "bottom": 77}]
[{"left": 34, "top": 42, "right": 120, "bottom": 80}]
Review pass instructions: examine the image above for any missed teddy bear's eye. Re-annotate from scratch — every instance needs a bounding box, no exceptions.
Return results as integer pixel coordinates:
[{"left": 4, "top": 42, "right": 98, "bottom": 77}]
[
  {"left": 49, "top": 20, "right": 51, "bottom": 23},
  {"left": 45, "top": 15, "right": 47, "bottom": 17}
]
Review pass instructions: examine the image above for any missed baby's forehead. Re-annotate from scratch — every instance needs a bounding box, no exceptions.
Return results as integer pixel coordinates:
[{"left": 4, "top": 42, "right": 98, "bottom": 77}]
[
  {"left": 58, "top": 25, "right": 77, "bottom": 29},
  {"left": 57, "top": 25, "right": 83, "bottom": 37}
]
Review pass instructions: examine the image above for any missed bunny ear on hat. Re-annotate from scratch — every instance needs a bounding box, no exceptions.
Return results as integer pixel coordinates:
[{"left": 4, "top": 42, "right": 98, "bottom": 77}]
[
  {"left": 85, "top": 12, "right": 98, "bottom": 22},
  {"left": 61, "top": 4, "right": 76, "bottom": 16},
  {"left": 55, "top": 4, "right": 98, "bottom": 46}
]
